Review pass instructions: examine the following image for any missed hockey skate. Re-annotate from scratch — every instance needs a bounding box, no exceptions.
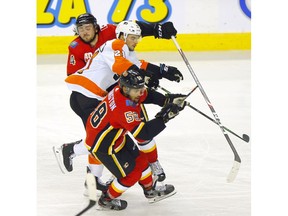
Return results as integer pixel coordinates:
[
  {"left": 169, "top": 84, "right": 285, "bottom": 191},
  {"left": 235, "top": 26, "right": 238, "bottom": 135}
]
[
  {"left": 52, "top": 139, "right": 82, "bottom": 173},
  {"left": 150, "top": 160, "right": 166, "bottom": 182},
  {"left": 144, "top": 182, "right": 176, "bottom": 203},
  {"left": 97, "top": 192, "right": 128, "bottom": 211}
]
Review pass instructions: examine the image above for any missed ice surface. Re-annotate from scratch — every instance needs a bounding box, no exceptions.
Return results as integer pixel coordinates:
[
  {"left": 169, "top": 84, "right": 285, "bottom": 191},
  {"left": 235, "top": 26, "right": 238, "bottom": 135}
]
[{"left": 37, "top": 51, "right": 251, "bottom": 216}]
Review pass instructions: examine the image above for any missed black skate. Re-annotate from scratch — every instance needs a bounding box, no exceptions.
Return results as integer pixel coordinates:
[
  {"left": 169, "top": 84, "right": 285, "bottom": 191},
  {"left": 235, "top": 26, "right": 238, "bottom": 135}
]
[
  {"left": 52, "top": 139, "right": 82, "bottom": 173},
  {"left": 150, "top": 160, "right": 166, "bottom": 182},
  {"left": 98, "top": 192, "right": 127, "bottom": 210},
  {"left": 144, "top": 183, "right": 176, "bottom": 203}
]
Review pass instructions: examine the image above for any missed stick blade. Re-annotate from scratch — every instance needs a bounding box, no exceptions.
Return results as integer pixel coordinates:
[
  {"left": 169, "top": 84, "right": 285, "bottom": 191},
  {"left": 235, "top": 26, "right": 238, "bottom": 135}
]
[
  {"left": 75, "top": 173, "right": 98, "bottom": 216},
  {"left": 226, "top": 161, "right": 241, "bottom": 183},
  {"left": 242, "top": 134, "right": 250, "bottom": 143},
  {"left": 86, "top": 173, "right": 97, "bottom": 201}
]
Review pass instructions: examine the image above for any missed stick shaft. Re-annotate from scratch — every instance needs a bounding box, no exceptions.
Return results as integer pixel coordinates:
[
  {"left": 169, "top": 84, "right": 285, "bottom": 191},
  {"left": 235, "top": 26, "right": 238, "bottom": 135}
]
[
  {"left": 171, "top": 36, "right": 241, "bottom": 163},
  {"left": 159, "top": 85, "right": 249, "bottom": 142},
  {"left": 187, "top": 103, "right": 248, "bottom": 142}
]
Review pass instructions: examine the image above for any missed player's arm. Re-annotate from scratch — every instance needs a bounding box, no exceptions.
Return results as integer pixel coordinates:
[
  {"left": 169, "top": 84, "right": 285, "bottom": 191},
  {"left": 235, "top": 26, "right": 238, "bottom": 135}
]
[
  {"left": 126, "top": 61, "right": 184, "bottom": 89},
  {"left": 145, "top": 62, "right": 183, "bottom": 82},
  {"left": 143, "top": 88, "right": 166, "bottom": 106},
  {"left": 130, "top": 102, "right": 183, "bottom": 141},
  {"left": 124, "top": 62, "right": 183, "bottom": 91},
  {"left": 143, "top": 88, "right": 187, "bottom": 110},
  {"left": 67, "top": 44, "right": 86, "bottom": 76},
  {"left": 135, "top": 21, "right": 177, "bottom": 39}
]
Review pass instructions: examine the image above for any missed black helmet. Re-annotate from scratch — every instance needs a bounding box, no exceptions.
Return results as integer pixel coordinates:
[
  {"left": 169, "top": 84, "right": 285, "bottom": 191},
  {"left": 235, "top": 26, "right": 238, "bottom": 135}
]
[
  {"left": 119, "top": 69, "right": 145, "bottom": 89},
  {"left": 76, "top": 13, "right": 97, "bottom": 27}
]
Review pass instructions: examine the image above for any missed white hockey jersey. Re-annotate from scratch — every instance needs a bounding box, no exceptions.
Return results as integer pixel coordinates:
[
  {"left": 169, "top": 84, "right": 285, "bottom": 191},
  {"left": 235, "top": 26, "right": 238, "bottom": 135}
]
[{"left": 65, "top": 39, "right": 148, "bottom": 100}]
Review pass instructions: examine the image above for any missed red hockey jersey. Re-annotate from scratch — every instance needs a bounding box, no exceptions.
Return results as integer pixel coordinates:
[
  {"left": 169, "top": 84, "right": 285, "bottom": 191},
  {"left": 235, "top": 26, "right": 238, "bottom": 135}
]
[
  {"left": 85, "top": 86, "right": 148, "bottom": 154},
  {"left": 67, "top": 24, "right": 116, "bottom": 75}
]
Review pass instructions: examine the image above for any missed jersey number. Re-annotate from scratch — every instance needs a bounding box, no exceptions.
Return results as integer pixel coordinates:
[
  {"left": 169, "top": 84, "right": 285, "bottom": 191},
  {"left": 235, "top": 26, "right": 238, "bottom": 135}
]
[
  {"left": 114, "top": 50, "right": 123, "bottom": 57},
  {"left": 91, "top": 102, "right": 107, "bottom": 128},
  {"left": 125, "top": 111, "right": 141, "bottom": 123}
]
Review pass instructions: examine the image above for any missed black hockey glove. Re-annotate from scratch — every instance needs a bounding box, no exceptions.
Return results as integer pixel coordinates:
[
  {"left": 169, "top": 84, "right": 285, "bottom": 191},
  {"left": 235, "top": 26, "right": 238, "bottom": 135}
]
[
  {"left": 154, "top": 22, "right": 177, "bottom": 39},
  {"left": 155, "top": 103, "right": 180, "bottom": 123},
  {"left": 145, "top": 76, "right": 159, "bottom": 89},
  {"left": 164, "top": 94, "right": 187, "bottom": 111},
  {"left": 127, "top": 65, "right": 148, "bottom": 77},
  {"left": 160, "top": 64, "right": 183, "bottom": 82}
]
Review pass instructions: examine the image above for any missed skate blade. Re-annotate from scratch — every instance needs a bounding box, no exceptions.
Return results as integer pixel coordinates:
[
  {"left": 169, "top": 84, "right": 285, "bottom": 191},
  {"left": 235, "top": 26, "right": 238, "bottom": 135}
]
[
  {"left": 95, "top": 202, "right": 122, "bottom": 211},
  {"left": 95, "top": 204, "right": 112, "bottom": 211},
  {"left": 52, "top": 146, "right": 67, "bottom": 174},
  {"left": 148, "top": 190, "right": 177, "bottom": 204},
  {"left": 96, "top": 205, "right": 126, "bottom": 211}
]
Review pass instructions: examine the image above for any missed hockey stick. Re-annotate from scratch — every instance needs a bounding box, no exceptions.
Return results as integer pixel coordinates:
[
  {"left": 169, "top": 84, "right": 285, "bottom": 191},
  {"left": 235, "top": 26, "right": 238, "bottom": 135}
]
[
  {"left": 158, "top": 85, "right": 249, "bottom": 143},
  {"left": 186, "top": 103, "right": 249, "bottom": 142},
  {"left": 158, "top": 84, "right": 198, "bottom": 100},
  {"left": 184, "top": 85, "right": 198, "bottom": 98},
  {"left": 75, "top": 173, "right": 97, "bottom": 216},
  {"left": 171, "top": 36, "right": 241, "bottom": 182}
]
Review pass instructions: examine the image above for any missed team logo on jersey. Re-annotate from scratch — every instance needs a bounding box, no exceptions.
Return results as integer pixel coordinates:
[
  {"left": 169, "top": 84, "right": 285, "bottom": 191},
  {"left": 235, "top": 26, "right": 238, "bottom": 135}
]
[
  {"left": 123, "top": 162, "right": 129, "bottom": 169},
  {"left": 69, "top": 55, "right": 76, "bottom": 65},
  {"left": 70, "top": 41, "right": 78, "bottom": 48},
  {"left": 125, "top": 100, "right": 136, "bottom": 107}
]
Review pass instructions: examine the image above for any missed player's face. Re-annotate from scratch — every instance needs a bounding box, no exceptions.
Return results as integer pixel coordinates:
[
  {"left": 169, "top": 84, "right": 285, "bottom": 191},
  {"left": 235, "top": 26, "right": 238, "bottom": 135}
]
[
  {"left": 77, "top": 24, "right": 97, "bottom": 43},
  {"left": 128, "top": 87, "right": 145, "bottom": 103},
  {"left": 125, "top": 34, "right": 141, "bottom": 51}
]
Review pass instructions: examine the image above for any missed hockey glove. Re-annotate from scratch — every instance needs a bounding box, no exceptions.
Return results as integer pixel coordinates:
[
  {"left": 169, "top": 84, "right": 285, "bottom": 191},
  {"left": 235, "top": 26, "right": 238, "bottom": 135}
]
[
  {"left": 145, "top": 76, "right": 159, "bottom": 89},
  {"left": 155, "top": 103, "right": 180, "bottom": 123},
  {"left": 165, "top": 94, "right": 187, "bottom": 111},
  {"left": 127, "top": 65, "right": 148, "bottom": 77},
  {"left": 154, "top": 22, "right": 177, "bottom": 39},
  {"left": 160, "top": 64, "right": 183, "bottom": 82}
]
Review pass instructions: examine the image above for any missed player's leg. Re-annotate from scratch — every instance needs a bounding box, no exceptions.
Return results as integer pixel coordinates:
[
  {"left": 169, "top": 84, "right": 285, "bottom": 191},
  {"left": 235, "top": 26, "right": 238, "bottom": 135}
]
[
  {"left": 54, "top": 92, "right": 108, "bottom": 191},
  {"left": 94, "top": 142, "right": 140, "bottom": 210},
  {"left": 85, "top": 155, "right": 108, "bottom": 191},
  {"left": 139, "top": 104, "right": 166, "bottom": 182},
  {"left": 53, "top": 139, "right": 85, "bottom": 173},
  {"left": 53, "top": 91, "right": 92, "bottom": 173},
  {"left": 98, "top": 150, "right": 176, "bottom": 209}
]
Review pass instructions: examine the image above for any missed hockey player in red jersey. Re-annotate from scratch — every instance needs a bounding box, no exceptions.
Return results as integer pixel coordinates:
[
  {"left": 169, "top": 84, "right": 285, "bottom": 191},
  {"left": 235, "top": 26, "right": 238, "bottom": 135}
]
[
  {"left": 53, "top": 14, "right": 182, "bottom": 193},
  {"left": 85, "top": 69, "right": 186, "bottom": 210}
]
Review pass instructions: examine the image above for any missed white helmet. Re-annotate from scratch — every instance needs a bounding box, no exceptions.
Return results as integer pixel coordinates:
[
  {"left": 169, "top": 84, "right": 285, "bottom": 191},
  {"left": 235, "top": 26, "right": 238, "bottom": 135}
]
[{"left": 115, "top": 21, "right": 141, "bottom": 40}]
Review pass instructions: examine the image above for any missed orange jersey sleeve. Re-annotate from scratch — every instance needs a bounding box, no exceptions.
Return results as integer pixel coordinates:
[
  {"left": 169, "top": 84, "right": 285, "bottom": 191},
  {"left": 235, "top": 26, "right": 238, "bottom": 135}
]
[{"left": 111, "top": 39, "right": 134, "bottom": 74}]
